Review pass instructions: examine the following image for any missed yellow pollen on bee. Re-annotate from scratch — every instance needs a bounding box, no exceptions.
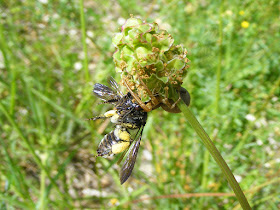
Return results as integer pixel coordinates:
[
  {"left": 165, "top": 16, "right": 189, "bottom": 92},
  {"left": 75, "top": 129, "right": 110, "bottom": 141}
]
[
  {"left": 114, "top": 128, "right": 130, "bottom": 141},
  {"left": 122, "top": 123, "right": 137, "bottom": 129},
  {"left": 104, "top": 110, "right": 119, "bottom": 123},
  {"left": 112, "top": 142, "right": 130, "bottom": 154},
  {"left": 118, "top": 130, "right": 130, "bottom": 141},
  {"left": 111, "top": 114, "right": 119, "bottom": 123},
  {"left": 104, "top": 110, "right": 117, "bottom": 117}
]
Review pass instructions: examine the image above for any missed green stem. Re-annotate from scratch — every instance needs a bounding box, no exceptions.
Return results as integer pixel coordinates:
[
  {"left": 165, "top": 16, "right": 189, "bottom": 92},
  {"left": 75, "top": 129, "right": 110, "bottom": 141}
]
[
  {"left": 79, "top": 0, "right": 90, "bottom": 82},
  {"left": 201, "top": 143, "right": 210, "bottom": 189},
  {"left": 39, "top": 153, "right": 47, "bottom": 210},
  {"left": 0, "top": 21, "right": 16, "bottom": 116},
  {"left": 202, "top": 1, "right": 223, "bottom": 193},
  {"left": 215, "top": 0, "right": 223, "bottom": 113},
  {"left": 178, "top": 101, "right": 251, "bottom": 210}
]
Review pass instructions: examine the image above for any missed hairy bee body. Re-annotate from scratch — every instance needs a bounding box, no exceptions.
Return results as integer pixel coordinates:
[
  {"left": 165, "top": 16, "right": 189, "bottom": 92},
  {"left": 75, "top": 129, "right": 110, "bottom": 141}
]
[
  {"left": 90, "top": 77, "right": 147, "bottom": 184},
  {"left": 97, "top": 126, "right": 131, "bottom": 157},
  {"left": 94, "top": 94, "right": 147, "bottom": 158},
  {"left": 114, "top": 92, "right": 147, "bottom": 128}
]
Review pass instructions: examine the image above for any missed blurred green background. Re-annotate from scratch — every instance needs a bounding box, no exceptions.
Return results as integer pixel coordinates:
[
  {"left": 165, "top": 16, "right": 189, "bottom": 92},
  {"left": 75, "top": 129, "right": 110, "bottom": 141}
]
[{"left": 0, "top": 0, "right": 279, "bottom": 209}]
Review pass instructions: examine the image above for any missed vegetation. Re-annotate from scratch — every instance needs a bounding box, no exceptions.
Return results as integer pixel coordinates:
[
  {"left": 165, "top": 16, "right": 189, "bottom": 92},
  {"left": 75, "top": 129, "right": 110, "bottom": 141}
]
[{"left": 0, "top": 0, "right": 279, "bottom": 209}]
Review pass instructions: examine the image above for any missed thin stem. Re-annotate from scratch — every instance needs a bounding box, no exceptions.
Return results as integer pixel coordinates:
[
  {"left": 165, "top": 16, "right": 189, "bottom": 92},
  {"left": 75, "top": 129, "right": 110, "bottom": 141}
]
[
  {"left": 79, "top": 0, "right": 90, "bottom": 82},
  {"left": 215, "top": 0, "right": 224, "bottom": 113},
  {"left": 178, "top": 101, "right": 251, "bottom": 210},
  {"left": 201, "top": 148, "right": 210, "bottom": 189},
  {"left": 38, "top": 153, "right": 47, "bottom": 210},
  {"left": 202, "top": 0, "right": 223, "bottom": 193},
  {"left": 0, "top": 21, "right": 16, "bottom": 116}
]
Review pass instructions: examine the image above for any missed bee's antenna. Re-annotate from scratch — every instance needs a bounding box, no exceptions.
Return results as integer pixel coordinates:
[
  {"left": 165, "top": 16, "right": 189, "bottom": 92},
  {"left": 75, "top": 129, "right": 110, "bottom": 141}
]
[
  {"left": 85, "top": 118, "right": 96, "bottom": 121},
  {"left": 86, "top": 116, "right": 106, "bottom": 121}
]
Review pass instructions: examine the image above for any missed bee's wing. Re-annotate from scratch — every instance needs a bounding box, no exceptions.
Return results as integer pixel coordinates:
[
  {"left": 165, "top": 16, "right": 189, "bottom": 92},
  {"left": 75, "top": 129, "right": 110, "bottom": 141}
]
[
  {"left": 93, "top": 83, "right": 120, "bottom": 102},
  {"left": 107, "top": 76, "right": 124, "bottom": 97},
  {"left": 119, "top": 127, "right": 144, "bottom": 184}
]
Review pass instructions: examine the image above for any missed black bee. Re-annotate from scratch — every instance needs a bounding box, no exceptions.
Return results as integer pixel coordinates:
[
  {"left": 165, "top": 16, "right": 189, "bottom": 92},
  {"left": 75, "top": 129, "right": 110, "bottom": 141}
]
[{"left": 89, "top": 77, "right": 147, "bottom": 184}]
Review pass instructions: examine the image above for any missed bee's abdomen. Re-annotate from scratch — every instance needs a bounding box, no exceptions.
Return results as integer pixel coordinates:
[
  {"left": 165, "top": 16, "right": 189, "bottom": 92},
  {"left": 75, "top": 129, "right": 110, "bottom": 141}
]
[
  {"left": 97, "top": 128, "right": 130, "bottom": 157},
  {"left": 97, "top": 131, "right": 116, "bottom": 157}
]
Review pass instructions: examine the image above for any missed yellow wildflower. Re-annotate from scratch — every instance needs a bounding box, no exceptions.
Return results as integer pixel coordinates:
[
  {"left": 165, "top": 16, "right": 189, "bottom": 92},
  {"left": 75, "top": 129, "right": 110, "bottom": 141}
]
[
  {"left": 239, "top": 10, "right": 245, "bottom": 16},
  {"left": 110, "top": 198, "right": 119, "bottom": 206},
  {"left": 241, "top": 21, "right": 250, "bottom": 28}
]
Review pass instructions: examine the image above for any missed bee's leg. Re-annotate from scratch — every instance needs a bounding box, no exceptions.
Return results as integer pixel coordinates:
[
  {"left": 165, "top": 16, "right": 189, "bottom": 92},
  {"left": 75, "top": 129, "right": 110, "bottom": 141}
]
[
  {"left": 170, "top": 95, "right": 181, "bottom": 110},
  {"left": 105, "top": 110, "right": 120, "bottom": 123},
  {"left": 160, "top": 87, "right": 191, "bottom": 113},
  {"left": 169, "top": 87, "right": 191, "bottom": 108},
  {"left": 86, "top": 116, "right": 107, "bottom": 121},
  {"left": 137, "top": 76, "right": 160, "bottom": 107},
  {"left": 123, "top": 77, "right": 152, "bottom": 112},
  {"left": 98, "top": 99, "right": 119, "bottom": 105},
  {"left": 162, "top": 86, "right": 171, "bottom": 106},
  {"left": 86, "top": 110, "right": 119, "bottom": 122},
  {"left": 103, "top": 110, "right": 118, "bottom": 117},
  {"left": 164, "top": 87, "right": 190, "bottom": 108},
  {"left": 119, "top": 108, "right": 133, "bottom": 121},
  {"left": 159, "top": 86, "right": 181, "bottom": 113}
]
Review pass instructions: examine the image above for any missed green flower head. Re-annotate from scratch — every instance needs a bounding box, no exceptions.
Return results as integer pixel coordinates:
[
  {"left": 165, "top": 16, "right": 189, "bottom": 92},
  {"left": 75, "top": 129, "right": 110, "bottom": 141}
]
[{"left": 113, "top": 16, "right": 190, "bottom": 111}]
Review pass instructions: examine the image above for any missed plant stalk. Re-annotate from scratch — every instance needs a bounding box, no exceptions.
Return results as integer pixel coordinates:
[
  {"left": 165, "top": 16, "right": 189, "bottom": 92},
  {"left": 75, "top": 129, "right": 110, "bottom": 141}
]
[
  {"left": 79, "top": 0, "right": 90, "bottom": 82},
  {"left": 178, "top": 101, "right": 251, "bottom": 210}
]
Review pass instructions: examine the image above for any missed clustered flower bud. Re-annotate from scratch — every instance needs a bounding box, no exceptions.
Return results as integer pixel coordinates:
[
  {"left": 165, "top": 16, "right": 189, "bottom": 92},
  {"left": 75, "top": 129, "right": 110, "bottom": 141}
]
[{"left": 113, "top": 16, "right": 189, "bottom": 106}]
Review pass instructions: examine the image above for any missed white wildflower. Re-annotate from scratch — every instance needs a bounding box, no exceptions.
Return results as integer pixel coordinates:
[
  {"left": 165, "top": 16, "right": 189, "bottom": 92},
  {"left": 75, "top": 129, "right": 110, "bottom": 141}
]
[
  {"left": 74, "top": 62, "right": 82, "bottom": 71},
  {"left": 39, "top": 0, "right": 48, "bottom": 4},
  {"left": 87, "top": 31, "right": 94, "bottom": 38},
  {"left": 256, "top": 139, "right": 263, "bottom": 146},
  {"left": 245, "top": 114, "right": 256, "bottom": 121},
  {"left": 69, "top": 29, "right": 77, "bottom": 36}
]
